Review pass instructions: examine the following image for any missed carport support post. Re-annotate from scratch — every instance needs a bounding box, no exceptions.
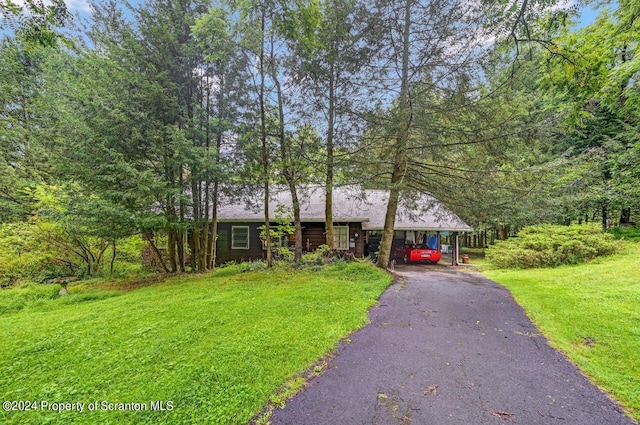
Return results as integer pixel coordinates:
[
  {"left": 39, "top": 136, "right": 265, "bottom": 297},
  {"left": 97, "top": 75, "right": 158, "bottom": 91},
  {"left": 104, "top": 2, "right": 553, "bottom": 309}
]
[{"left": 451, "top": 232, "right": 459, "bottom": 266}]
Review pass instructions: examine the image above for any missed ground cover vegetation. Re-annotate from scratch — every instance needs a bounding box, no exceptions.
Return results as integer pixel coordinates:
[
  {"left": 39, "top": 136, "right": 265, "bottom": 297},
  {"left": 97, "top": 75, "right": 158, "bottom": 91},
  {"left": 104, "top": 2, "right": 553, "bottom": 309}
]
[
  {"left": 484, "top": 241, "right": 640, "bottom": 421},
  {"left": 0, "top": 262, "right": 392, "bottom": 425}
]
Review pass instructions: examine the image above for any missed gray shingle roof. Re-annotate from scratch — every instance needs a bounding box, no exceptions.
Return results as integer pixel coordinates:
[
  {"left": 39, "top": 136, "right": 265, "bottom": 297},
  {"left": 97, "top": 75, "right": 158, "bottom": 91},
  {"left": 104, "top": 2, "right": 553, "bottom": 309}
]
[{"left": 218, "top": 186, "right": 473, "bottom": 232}]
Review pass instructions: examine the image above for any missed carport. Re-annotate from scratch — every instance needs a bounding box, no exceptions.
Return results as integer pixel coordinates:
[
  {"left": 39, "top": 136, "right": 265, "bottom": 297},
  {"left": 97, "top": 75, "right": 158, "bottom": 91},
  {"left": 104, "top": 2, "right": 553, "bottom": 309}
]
[{"left": 360, "top": 192, "right": 473, "bottom": 266}]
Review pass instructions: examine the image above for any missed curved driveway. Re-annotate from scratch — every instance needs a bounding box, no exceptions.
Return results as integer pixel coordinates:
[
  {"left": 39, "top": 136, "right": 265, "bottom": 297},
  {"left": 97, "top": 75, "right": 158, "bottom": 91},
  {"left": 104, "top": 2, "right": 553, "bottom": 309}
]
[{"left": 271, "top": 267, "right": 635, "bottom": 425}]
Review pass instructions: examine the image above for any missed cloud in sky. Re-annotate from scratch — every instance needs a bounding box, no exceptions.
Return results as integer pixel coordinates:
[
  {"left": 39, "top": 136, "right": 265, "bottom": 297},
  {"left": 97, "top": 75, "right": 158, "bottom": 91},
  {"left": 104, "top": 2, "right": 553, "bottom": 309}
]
[
  {"left": 11, "top": 0, "right": 91, "bottom": 13},
  {"left": 66, "top": 0, "right": 91, "bottom": 13}
]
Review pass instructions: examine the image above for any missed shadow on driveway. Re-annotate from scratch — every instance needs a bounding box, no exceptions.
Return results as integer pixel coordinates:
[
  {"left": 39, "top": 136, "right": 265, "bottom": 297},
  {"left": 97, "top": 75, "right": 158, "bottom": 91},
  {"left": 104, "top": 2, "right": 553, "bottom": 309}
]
[{"left": 270, "top": 270, "right": 635, "bottom": 425}]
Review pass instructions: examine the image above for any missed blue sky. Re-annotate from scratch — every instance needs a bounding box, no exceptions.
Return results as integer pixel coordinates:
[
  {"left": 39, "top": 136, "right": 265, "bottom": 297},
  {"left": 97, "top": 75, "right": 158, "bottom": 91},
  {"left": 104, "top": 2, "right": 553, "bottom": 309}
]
[
  {"left": 0, "top": 1, "right": 611, "bottom": 42},
  {"left": 61, "top": 0, "right": 602, "bottom": 25},
  {"left": 575, "top": 3, "right": 601, "bottom": 28},
  {"left": 53, "top": 0, "right": 606, "bottom": 25}
]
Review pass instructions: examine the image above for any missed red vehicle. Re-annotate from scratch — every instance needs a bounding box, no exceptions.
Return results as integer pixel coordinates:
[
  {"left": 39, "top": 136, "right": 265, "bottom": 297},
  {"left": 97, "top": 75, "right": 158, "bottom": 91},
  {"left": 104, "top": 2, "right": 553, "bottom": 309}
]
[{"left": 395, "top": 243, "right": 442, "bottom": 264}]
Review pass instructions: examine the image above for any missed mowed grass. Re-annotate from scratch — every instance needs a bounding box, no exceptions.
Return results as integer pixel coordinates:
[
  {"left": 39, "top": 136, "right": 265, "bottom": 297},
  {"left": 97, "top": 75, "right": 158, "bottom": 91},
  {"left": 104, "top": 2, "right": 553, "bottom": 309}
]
[
  {"left": 484, "top": 242, "right": 640, "bottom": 421},
  {"left": 0, "top": 263, "right": 392, "bottom": 424}
]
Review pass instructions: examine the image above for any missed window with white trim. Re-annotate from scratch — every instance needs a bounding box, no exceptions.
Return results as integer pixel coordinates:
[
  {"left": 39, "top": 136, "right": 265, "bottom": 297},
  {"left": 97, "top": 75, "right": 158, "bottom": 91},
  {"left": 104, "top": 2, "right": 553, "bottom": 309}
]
[
  {"left": 231, "top": 226, "right": 250, "bottom": 249},
  {"left": 334, "top": 225, "right": 349, "bottom": 250}
]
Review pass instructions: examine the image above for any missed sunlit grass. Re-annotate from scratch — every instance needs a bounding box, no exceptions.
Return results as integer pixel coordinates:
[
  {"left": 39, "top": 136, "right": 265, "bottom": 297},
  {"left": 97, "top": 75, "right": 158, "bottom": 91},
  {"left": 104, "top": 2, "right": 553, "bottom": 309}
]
[
  {"left": 0, "top": 263, "right": 392, "bottom": 424},
  {"left": 484, "top": 242, "right": 640, "bottom": 421}
]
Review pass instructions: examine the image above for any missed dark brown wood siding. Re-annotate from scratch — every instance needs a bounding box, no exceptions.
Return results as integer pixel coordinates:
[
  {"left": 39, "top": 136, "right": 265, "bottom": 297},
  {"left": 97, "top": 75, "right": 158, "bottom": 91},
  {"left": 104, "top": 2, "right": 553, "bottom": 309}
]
[
  {"left": 216, "top": 221, "right": 366, "bottom": 264},
  {"left": 301, "top": 223, "right": 326, "bottom": 252},
  {"left": 301, "top": 222, "right": 363, "bottom": 257},
  {"left": 348, "top": 223, "right": 364, "bottom": 258},
  {"left": 216, "top": 222, "right": 265, "bottom": 264}
]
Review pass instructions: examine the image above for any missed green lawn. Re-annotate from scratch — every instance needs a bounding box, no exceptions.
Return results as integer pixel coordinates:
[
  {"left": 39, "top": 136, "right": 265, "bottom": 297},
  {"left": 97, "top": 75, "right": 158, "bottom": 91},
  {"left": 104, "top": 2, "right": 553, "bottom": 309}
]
[
  {"left": 0, "top": 262, "right": 392, "bottom": 424},
  {"left": 483, "top": 242, "right": 640, "bottom": 421}
]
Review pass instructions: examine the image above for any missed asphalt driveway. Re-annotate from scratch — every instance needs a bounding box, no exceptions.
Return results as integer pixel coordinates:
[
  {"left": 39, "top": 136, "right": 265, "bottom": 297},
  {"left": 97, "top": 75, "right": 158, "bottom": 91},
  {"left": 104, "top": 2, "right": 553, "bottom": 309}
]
[{"left": 270, "top": 267, "right": 635, "bottom": 424}]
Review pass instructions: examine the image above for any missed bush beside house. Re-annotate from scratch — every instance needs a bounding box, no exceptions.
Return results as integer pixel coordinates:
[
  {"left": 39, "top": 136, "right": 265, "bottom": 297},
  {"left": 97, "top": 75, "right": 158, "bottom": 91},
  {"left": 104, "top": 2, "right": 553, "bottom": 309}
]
[{"left": 486, "top": 223, "right": 618, "bottom": 269}]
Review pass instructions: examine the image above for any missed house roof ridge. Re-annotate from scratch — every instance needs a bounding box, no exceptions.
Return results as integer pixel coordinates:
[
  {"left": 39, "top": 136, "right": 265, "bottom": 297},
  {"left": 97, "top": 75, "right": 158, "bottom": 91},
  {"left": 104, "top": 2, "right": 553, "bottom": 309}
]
[{"left": 216, "top": 185, "right": 473, "bottom": 232}]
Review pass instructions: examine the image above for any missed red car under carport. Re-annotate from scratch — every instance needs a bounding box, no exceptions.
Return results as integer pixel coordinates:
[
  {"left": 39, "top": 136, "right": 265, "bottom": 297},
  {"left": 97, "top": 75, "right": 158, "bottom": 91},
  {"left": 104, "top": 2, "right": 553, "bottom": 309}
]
[{"left": 394, "top": 243, "right": 442, "bottom": 264}]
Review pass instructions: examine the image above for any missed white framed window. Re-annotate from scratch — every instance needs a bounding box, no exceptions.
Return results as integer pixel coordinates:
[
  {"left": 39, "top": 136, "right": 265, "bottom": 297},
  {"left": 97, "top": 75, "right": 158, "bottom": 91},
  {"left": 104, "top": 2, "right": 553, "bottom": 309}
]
[
  {"left": 334, "top": 225, "right": 349, "bottom": 250},
  {"left": 231, "top": 226, "right": 250, "bottom": 249}
]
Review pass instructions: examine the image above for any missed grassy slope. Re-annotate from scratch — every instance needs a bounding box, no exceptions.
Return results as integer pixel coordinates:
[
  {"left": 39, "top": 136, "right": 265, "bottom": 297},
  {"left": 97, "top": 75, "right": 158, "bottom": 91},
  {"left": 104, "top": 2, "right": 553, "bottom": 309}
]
[
  {"left": 484, "top": 242, "right": 640, "bottom": 420},
  {"left": 0, "top": 263, "right": 392, "bottom": 425}
]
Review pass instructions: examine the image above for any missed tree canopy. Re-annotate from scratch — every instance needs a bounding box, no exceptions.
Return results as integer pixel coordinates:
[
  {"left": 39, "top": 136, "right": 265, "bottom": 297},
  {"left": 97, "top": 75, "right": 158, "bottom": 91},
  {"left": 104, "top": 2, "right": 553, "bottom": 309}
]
[{"left": 1, "top": 0, "right": 638, "bottom": 275}]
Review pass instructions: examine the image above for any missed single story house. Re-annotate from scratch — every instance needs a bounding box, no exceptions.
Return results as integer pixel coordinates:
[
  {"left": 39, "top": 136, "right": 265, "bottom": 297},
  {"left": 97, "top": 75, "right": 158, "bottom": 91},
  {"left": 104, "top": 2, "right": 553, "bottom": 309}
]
[{"left": 215, "top": 186, "right": 473, "bottom": 264}]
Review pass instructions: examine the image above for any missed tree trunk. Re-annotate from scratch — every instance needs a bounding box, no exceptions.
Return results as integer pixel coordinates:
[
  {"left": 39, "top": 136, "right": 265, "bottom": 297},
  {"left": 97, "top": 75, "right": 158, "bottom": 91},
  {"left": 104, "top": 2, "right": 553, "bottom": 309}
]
[
  {"left": 110, "top": 240, "right": 116, "bottom": 275},
  {"left": 620, "top": 208, "right": 631, "bottom": 225},
  {"left": 168, "top": 229, "right": 177, "bottom": 273},
  {"left": 291, "top": 185, "right": 303, "bottom": 262},
  {"left": 325, "top": 66, "right": 336, "bottom": 250},
  {"left": 376, "top": 0, "right": 412, "bottom": 269},
  {"left": 177, "top": 169, "right": 186, "bottom": 272},
  {"left": 144, "top": 230, "right": 169, "bottom": 273},
  {"left": 201, "top": 69, "right": 213, "bottom": 271},
  {"left": 325, "top": 181, "right": 334, "bottom": 249},
  {"left": 209, "top": 219, "right": 217, "bottom": 269},
  {"left": 201, "top": 182, "right": 209, "bottom": 271},
  {"left": 95, "top": 242, "right": 109, "bottom": 275},
  {"left": 208, "top": 70, "right": 224, "bottom": 271},
  {"left": 259, "top": 6, "right": 272, "bottom": 267},
  {"left": 270, "top": 54, "right": 301, "bottom": 263},
  {"left": 177, "top": 229, "right": 185, "bottom": 272},
  {"left": 377, "top": 185, "right": 402, "bottom": 268},
  {"left": 210, "top": 176, "right": 220, "bottom": 270},
  {"left": 451, "top": 232, "right": 459, "bottom": 266},
  {"left": 192, "top": 180, "right": 201, "bottom": 271}
]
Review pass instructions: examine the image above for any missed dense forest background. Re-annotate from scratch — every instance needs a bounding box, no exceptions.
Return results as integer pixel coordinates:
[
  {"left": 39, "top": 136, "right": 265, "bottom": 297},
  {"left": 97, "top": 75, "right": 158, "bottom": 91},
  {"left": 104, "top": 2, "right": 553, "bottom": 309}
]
[{"left": 1, "top": 0, "right": 638, "bottom": 279}]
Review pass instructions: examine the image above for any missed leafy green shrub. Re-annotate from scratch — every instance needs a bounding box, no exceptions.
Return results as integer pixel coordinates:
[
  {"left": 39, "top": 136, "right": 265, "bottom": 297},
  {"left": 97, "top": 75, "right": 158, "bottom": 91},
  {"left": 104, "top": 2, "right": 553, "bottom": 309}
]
[
  {"left": 0, "top": 222, "right": 149, "bottom": 283},
  {"left": 299, "top": 244, "right": 332, "bottom": 266},
  {"left": 609, "top": 225, "right": 640, "bottom": 241},
  {"left": 108, "top": 261, "right": 147, "bottom": 278},
  {"left": 486, "top": 223, "right": 617, "bottom": 269},
  {"left": 238, "top": 260, "right": 268, "bottom": 272},
  {"left": 274, "top": 246, "right": 294, "bottom": 262},
  {"left": 299, "top": 252, "right": 322, "bottom": 266},
  {"left": 217, "top": 260, "right": 268, "bottom": 274},
  {"left": 0, "top": 222, "right": 63, "bottom": 284},
  {"left": 116, "top": 235, "right": 147, "bottom": 262}
]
